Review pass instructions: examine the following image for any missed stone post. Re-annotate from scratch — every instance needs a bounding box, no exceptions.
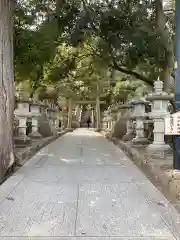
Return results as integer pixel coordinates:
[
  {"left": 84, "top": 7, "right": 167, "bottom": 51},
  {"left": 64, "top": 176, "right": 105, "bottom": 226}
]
[
  {"left": 108, "top": 110, "right": 113, "bottom": 131},
  {"left": 146, "top": 78, "right": 174, "bottom": 151},
  {"left": 131, "top": 100, "right": 149, "bottom": 145},
  {"left": 56, "top": 107, "right": 61, "bottom": 130},
  {"left": 47, "top": 107, "right": 57, "bottom": 135},
  {"left": 105, "top": 111, "right": 109, "bottom": 129},
  {"left": 53, "top": 107, "right": 59, "bottom": 131},
  {"left": 67, "top": 98, "right": 73, "bottom": 130},
  {"left": 62, "top": 108, "right": 68, "bottom": 129},
  {"left": 91, "top": 107, "right": 95, "bottom": 128},
  {"left": 52, "top": 108, "right": 58, "bottom": 133},
  {"left": 75, "top": 105, "right": 81, "bottom": 120},
  {"left": 28, "top": 103, "right": 42, "bottom": 138},
  {"left": 96, "top": 96, "right": 101, "bottom": 131},
  {"left": 79, "top": 105, "right": 83, "bottom": 123},
  {"left": 102, "top": 111, "right": 108, "bottom": 130}
]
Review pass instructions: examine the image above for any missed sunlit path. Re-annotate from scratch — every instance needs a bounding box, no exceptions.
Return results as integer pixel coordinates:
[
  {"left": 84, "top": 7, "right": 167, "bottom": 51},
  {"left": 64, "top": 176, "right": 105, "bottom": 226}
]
[{"left": 0, "top": 129, "right": 180, "bottom": 239}]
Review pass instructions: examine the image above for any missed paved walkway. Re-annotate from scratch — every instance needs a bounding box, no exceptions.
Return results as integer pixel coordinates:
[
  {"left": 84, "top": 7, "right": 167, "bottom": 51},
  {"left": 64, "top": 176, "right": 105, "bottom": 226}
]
[{"left": 1, "top": 129, "right": 180, "bottom": 239}]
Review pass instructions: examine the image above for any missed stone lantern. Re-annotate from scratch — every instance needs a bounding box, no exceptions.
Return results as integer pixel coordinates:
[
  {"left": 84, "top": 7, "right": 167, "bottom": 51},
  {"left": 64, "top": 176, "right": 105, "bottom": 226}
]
[
  {"left": 131, "top": 99, "right": 149, "bottom": 145},
  {"left": 107, "top": 108, "right": 112, "bottom": 131},
  {"left": 62, "top": 108, "right": 68, "bottom": 129},
  {"left": 14, "top": 100, "right": 30, "bottom": 136},
  {"left": 103, "top": 110, "right": 109, "bottom": 130},
  {"left": 111, "top": 107, "right": 118, "bottom": 126},
  {"left": 122, "top": 103, "right": 135, "bottom": 141},
  {"left": 146, "top": 78, "right": 174, "bottom": 151},
  {"left": 28, "top": 103, "right": 42, "bottom": 138},
  {"left": 14, "top": 99, "right": 32, "bottom": 145}
]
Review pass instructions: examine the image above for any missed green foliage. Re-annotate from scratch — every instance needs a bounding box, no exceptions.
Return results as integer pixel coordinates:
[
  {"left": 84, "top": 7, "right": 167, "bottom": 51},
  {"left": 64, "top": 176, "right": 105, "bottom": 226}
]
[
  {"left": 72, "top": 0, "right": 175, "bottom": 86},
  {"left": 14, "top": 0, "right": 175, "bottom": 105}
]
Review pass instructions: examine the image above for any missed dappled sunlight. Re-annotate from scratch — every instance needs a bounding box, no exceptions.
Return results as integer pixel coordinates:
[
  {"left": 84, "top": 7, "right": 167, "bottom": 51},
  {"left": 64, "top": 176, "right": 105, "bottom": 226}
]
[
  {"left": 40, "top": 156, "right": 81, "bottom": 166},
  {"left": 37, "top": 152, "right": 55, "bottom": 157},
  {"left": 59, "top": 157, "right": 79, "bottom": 164},
  {"left": 60, "top": 157, "right": 72, "bottom": 163},
  {"left": 100, "top": 153, "right": 111, "bottom": 157},
  {"left": 89, "top": 200, "right": 96, "bottom": 207},
  {"left": 69, "top": 129, "right": 100, "bottom": 138}
]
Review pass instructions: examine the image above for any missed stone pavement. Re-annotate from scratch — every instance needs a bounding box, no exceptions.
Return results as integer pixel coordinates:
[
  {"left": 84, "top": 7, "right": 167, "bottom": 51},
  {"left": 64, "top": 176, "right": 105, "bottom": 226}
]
[{"left": 1, "top": 129, "right": 180, "bottom": 239}]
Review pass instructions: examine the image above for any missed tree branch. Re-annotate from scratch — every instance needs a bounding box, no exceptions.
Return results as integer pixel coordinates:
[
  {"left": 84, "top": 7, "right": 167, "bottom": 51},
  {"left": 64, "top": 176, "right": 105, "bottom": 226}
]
[{"left": 112, "top": 59, "right": 153, "bottom": 86}]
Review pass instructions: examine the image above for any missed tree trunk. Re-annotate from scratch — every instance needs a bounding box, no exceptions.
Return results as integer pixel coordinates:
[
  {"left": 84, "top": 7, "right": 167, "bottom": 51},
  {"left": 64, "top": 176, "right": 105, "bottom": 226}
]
[
  {"left": 0, "top": 0, "right": 15, "bottom": 182},
  {"left": 155, "top": 0, "right": 174, "bottom": 92}
]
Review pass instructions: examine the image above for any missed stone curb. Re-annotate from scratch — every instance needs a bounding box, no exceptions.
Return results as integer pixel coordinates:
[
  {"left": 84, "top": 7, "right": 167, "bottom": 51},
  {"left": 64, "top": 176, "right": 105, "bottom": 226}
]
[
  {"left": 101, "top": 131, "right": 180, "bottom": 201},
  {"left": 15, "top": 129, "right": 71, "bottom": 166}
]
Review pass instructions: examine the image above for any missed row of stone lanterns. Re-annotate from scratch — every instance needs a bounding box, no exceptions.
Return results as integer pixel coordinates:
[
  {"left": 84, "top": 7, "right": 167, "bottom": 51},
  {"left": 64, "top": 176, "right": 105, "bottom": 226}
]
[
  {"left": 123, "top": 78, "right": 174, "bottom": 151},
  {"left": 14, "top": 99, "right": 60, "bottom": 144},
  {"left": 102, "top": 78, "right": 174, "bottom": 152}
]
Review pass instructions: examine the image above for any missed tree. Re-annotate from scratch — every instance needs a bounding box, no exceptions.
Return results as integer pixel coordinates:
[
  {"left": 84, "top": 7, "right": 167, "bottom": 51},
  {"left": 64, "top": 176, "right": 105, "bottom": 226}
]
[
  {"left": 71, "top": 0, "right": 175, "bottom": 91},
  {"left": 14, "top": 0, "right": 80, "bottom": 97},
  {"left": 155, "top": 0, "right": 174, "bottom": 91},
  {"left": 0, "top": 0, "right": 15, "bottom": 181}
]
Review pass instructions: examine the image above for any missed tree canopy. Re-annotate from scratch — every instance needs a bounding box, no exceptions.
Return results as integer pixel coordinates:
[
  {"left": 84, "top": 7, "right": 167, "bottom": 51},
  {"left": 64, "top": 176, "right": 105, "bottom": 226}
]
[{"left": 14, "top": 0, "right": 175, "bottom": 105}]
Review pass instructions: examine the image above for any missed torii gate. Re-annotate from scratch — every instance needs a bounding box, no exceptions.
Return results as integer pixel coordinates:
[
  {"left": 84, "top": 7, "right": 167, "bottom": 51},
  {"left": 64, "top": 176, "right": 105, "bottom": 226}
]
[{"left": 66, "top": 98, "right": 106, "bottom": 130}]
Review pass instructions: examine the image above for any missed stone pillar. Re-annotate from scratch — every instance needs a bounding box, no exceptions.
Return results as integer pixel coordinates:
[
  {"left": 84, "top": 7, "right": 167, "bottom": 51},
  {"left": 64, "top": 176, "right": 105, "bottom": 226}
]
[
  {"left": 102, "top": 111, "right": 108, "bottom": 130},
  {"left": 55, "top": 107, "right": 60, "bottom": 130},
  {"left": 29, "top": 103, "right": 42, "bottom": 138},
  {"left": 51, "top": 108, "right": 58, "bottom": 132},
  {"left": 67, "top": 98, "right": 73, "bottom": 129},
  {"left": 107, "top": 110, "right": 112, "bottom": 131},
  {"left": 60, "top": 112, "right": 64, "bottom": 130},
  {"left": 132, "top": 100, "right": 149, "bottom": 145},
  {"left": 75, "top": 105, "right": 81, "bottom": 120},
  {"left": 105, "top": 111, "right": 109, "bottom": 129},
  {"left": 52, "top": 109, "right": 58, "bottom": 133},
  {"left": 78, "top": 105, "right": 82, "bottom": 124},
  {"left": 62, "top": 108, "right": 68, "bottom": 129},
  {"left": 146, "top": 78, "right": 174, "bottom": 151},
  {"left": 47, "top": 108, "right": 56, "bottom": 135},
  {"left": 91, "top": 107, "right": 95, "bottom": 128},
  {"left": 96, "top": 96, "right": 101, "bottom": 130}
]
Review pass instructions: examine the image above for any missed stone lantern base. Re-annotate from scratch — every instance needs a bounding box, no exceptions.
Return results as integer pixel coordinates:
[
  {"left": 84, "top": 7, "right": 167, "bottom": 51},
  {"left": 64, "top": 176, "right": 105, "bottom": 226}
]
[
  {"left": 95, "top": 128, "right": 101, "bottom": 132},
  {"left": 13, "top": 135, "right": 31, "bottom": 147},
  {"left": 123, "top": 132, "right": 135, "bottom": 142},
  {"left": 132, "top": 137, "right": 149, "bottom": 145},
  {"left": 66, "top": 127, "right": 73, "bottom": 132},
  {"left": 147, "top": 143, "right": 172, "bottom": 159},
  {"left": 148, "top": 143, "right": 171, "bottom": 150},
  {"left": 28, "top": 131, "right": 42, "bottom": 139}
]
